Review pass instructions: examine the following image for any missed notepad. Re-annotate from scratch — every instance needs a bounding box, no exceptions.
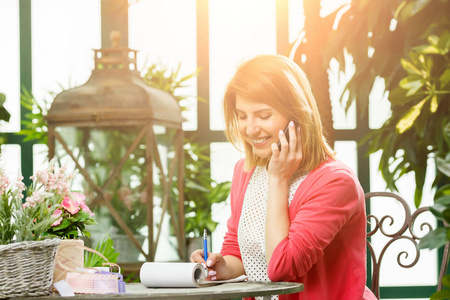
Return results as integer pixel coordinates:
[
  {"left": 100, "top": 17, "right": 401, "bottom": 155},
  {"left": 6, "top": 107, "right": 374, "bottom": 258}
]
[{"left": 139, "top": 262, "right": 247, "bottom": 288}]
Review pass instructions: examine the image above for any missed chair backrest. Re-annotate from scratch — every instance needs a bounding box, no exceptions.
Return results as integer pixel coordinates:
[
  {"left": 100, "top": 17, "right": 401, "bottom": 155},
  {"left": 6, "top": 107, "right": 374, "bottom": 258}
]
[{"left": 364, "top": 192, "right": 448, "bottom": 299}]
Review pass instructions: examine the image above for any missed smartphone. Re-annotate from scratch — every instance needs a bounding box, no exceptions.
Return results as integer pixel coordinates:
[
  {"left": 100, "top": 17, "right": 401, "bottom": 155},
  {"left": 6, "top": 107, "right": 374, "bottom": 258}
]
[{"left": 277, "top": 124, "right": 291, "bottom": 151}]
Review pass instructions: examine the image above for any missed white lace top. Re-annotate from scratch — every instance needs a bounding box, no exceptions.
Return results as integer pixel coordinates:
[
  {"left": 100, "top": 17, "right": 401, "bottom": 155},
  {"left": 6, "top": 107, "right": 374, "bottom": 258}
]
[{"left": 238, "top": 166, "right": 308, "bottom": 300}]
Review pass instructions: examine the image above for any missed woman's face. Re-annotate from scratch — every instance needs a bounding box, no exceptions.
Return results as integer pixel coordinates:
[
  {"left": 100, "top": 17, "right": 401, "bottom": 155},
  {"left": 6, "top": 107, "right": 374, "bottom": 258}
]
[{"left": 235, "top": 94, "right": 289, "bottom": 158}]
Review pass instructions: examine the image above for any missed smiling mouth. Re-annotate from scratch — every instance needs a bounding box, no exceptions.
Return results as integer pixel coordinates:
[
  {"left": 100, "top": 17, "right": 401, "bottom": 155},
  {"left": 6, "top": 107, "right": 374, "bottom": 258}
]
[{"left": 252, "top": 137, "right": 270, "bottom": 144}]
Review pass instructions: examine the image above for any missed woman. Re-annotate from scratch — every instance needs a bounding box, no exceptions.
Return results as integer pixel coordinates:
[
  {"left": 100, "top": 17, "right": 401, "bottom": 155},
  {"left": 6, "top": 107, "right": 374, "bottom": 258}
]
[{"left": 190, "top": 54, "right": 376, "bottom": 300}]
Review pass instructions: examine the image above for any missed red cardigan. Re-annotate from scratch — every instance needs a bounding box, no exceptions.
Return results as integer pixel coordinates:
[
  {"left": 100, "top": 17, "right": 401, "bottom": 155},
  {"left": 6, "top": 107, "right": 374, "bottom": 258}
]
[{"left": 220, "top": 158, "right": 377, "bottom": 300}]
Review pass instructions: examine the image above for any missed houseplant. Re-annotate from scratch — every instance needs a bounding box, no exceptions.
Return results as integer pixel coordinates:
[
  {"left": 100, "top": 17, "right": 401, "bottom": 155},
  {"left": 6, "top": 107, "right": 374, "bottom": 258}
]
[
  {"left": 364, "top": 31, "right": 450, "bottom": 208},
  {"left": 369, "top": 31, "right": 450, "bottom": 296},
  {"left": 3, "top": 157, "right": 97, "bottom": 283},
  {"left": 0, "top": 158, "right": 95, "bottom": 297}
]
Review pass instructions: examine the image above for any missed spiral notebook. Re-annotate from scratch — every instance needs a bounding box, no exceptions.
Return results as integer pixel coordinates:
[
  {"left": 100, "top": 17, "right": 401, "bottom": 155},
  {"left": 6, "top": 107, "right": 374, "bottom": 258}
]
[{"left": 140, "top": 262, "right": 247, "bottom": 288}]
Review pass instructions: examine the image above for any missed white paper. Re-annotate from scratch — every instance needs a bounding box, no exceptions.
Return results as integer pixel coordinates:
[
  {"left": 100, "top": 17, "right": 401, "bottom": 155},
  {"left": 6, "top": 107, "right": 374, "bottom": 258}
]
[
  {"left": 140, "top": 262, "right": 206, "bottom": 288},
  {"left": 140, "top": 263, "right": 248, "bottom": 288},
  {"left": 53, "top": 280, "right": 75, "bottom": 297},
  {"left": 198, "top": 275, "right": 248, "bottom": 285}
]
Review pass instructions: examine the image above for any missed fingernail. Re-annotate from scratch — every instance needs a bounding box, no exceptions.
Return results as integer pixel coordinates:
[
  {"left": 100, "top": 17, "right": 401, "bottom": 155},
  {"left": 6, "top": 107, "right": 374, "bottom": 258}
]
[
  {"left": 208, "top": 270, "right": 217, "bottom": 276},
  {"left": 289, "top": 121, "right": 294, "bottom": 127},
  {"left": 279, "top": 130, "right": 284, "bottom": 135},
  {"left": 201, "top": 263, "right": 207, "bottom": 269},
  {"left": 207, "top": 260, "right": 212, "bottom": 267},
  {"left": 211, "top": 276, "right": 217, "bottom": 281},
  {"left": 297, "top": 126, "right": 301, "bottom": 131}
]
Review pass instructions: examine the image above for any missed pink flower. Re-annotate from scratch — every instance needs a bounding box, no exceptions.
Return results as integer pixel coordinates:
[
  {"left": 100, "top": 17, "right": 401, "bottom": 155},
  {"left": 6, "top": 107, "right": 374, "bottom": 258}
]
[
  {"left": 51, "top": 209, "right": 63, "bottom": 226},
  {"left": 62, "top": 196, "right": 80, "bottom": 215},
  {"left": 71, "top": 192, "right": 94, "bottom": 216},
  {"left": 24, "top": 190, "right": 52, "bottom": 207},
  {"left": 71, "top": 192, "right": 86, "bottom": 206},
  {"left": 0, "top": 170, "right": 10, "bottom": 197}
]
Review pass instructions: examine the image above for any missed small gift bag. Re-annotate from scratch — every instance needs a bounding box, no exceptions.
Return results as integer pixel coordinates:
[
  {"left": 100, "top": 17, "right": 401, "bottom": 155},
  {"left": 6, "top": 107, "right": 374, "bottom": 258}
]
[
  {"left": 55, "top": 244, "right": 125, "bottom": 294},
  {"left": 65, "top": 263, "right": 125, "bottom": 294}
]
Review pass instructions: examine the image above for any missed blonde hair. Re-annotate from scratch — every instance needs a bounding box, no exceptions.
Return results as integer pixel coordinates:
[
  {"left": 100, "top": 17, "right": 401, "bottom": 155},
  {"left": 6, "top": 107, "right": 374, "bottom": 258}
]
[{"left": 223, "top": 54, "right": 335, "bottom": 172}]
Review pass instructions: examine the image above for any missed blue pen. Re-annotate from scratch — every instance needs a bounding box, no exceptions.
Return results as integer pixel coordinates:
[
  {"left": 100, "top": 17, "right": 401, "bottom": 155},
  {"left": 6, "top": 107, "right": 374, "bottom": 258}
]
[{"left": 203, "top": 229, "right": 208, "bottom": 262}]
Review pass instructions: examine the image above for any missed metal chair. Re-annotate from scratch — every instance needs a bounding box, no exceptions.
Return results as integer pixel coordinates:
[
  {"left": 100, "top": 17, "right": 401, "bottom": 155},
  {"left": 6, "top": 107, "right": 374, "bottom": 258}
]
[{"left": 365, "top": 192, "right": 449, "bottom": 299}]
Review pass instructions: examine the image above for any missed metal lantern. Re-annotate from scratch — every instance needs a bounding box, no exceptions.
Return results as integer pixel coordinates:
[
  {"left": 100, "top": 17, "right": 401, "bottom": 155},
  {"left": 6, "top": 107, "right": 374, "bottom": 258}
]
[{"left": 46, "top": 38, "right": 185, "bottom": 263}]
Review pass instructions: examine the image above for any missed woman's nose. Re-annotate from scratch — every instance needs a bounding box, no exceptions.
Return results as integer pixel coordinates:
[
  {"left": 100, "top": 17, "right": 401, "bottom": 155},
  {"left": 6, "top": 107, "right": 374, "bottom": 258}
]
[{"left": 245, "top": 121, "right": 260, "bottom": 136}]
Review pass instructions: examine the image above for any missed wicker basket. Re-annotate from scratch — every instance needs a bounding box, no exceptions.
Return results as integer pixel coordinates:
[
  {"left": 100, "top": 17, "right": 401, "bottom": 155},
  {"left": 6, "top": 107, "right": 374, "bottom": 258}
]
[{"left": 0, "top": 238, "right": 61, "bottom": 299}]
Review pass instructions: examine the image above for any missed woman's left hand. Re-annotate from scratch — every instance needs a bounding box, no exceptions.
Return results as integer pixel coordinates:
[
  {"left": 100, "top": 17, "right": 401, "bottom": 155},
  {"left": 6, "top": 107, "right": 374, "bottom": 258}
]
[{"left": 268, "top": 120, "right": 303, "bottom": 181}]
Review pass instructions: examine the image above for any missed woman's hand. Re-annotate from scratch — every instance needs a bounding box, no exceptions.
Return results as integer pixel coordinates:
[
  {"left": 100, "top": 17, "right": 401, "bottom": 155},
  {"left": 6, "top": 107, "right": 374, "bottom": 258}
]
[
  {"left": 190, "top": 249, "right": 225, "bottom": 280},
  {"left": 268, "top": 120, "right": 303, "bottom": 181},
  {"left": 190, "top": 250, "right": 245, "bottom": 281}
]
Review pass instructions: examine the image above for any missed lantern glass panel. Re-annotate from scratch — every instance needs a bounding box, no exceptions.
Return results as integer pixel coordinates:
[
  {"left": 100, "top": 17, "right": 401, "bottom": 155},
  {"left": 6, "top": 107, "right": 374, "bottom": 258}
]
[{"left": 52, "top": 124, "right": 182, "bottom": 262}]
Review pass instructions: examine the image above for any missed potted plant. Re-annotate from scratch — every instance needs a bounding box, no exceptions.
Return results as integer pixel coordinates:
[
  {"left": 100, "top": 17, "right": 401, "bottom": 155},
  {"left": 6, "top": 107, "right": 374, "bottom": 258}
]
[
  {"left": 23, "top": 159, "right": 97, "bottom": 282},
  {"left": 0, "top": 158, "right": 96, "bottom": 297}
]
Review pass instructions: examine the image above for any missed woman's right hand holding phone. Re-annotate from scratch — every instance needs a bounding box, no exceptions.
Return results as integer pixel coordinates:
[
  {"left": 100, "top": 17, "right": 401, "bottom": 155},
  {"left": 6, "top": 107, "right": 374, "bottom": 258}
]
[{"left": 269, "top": 120, "right": 303, "bottom": 181}]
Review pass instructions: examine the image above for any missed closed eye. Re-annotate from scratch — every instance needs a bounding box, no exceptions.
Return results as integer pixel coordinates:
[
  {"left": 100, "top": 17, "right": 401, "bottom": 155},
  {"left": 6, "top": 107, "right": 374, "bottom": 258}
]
[
  {"left": 235, "top": 111, "right": 247, "bottom": 120},
  {"left": 259, "top": 114, "right": 271, "bottom": 120}
]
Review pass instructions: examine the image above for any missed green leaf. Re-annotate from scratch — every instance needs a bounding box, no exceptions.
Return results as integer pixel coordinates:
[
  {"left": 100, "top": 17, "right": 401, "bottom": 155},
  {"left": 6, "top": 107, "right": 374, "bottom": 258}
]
[
  {"left": 396, "top": 96, "right": 429, "bottom": 134},
  {"left": 85, "top": 233, "right": 119, "bottom": 268},
  {"left": 435, "top": 195, "right": 450, "bottom": 206},
  {"left": 430, "top": 94, "right": 438, "bottom": 113},
  {"left": 444, "top": 209, "right": 450, "bottom": 224},
  {"left": 414, "top": 97, "right": 430, "bottom": 138},
  {"left": 398, "top": 0, "right": 432, "bottom": 19},
  {"left": 429, "top": 203, "right": 446, "bottom": 219},
  {"left": 430, "top": 288, "right": 450, "bottom": 300},
  {"left": 0, "top": 107, "right": 11, "bottom": 122},
  {"left": 52, "top": 218, "right": 70, "bottom": 231},
  {"left": 399, "top": 76, "right": 424, "bottom": 96},
  {"left": 429, "top": 195, "right": 450, "bottom": 218},
  {"left": 436, "top": 185, "right": 450, "bottom": 199},
  {"left": 414, "top": 185, "right": 423, "bottom": 209},
  {"left": 413, "top": 44, "right": 440, "bottom": 54},
  {"left": 437, "top": 32, "right": 450, "bottom": 54},
  {"left": 428, "top": 35, "right": 439, "bottom": 45},
  {"left": 440, "top": 69, "right": 450, "bottom": 86},
  {"left": 419, "top": 227, "right": 447, "bottom": 250},
  {"left": 400, "top": 59, "right": 422, "bottom": 76},
  {"left": 437, "top": 156, "right": 450, "bottom": 177},
  {"left": 443, "top": 274, "right": 450, "bottom": 288},
  {"left": 388, "top": 87, "right": 422, "bottom": 105}
]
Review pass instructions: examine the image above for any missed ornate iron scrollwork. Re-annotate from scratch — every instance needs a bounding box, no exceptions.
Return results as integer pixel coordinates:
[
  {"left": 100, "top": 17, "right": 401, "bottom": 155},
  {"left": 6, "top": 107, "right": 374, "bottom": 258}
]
[{"left": 365, "top": 192, "right": 433, "bottom": 298}]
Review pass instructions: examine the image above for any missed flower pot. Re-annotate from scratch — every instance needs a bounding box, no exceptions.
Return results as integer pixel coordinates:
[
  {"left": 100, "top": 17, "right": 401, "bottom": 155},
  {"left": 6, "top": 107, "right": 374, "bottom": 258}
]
[
  {"left": 0, "top": 239, "right": 60, "bottom": 298},
  {"left": 53, "top": 239, "right": 84, "bottom": 283}
]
